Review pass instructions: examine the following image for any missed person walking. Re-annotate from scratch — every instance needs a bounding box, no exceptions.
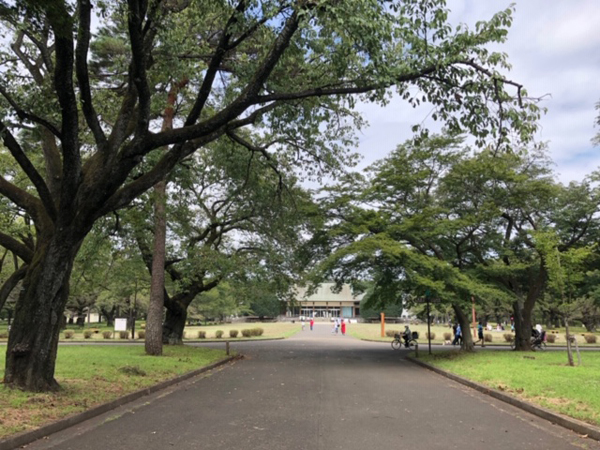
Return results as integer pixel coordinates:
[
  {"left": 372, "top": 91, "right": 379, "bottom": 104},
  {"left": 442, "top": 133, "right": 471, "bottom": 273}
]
[
  {"left": 301, "top": 318, "right": 305, "bottom": 331},
  {"left": 341, "top": 319, "right": 346, "bottom": 336},
  {"left": 477, "top": 322, "right": 485, "bottom": 347},
  {"left": 310, "top": 318, "right": 314, "bottom": 331},
  {"left": 453, "top": 323, "right": 462, "bottom": 346}
]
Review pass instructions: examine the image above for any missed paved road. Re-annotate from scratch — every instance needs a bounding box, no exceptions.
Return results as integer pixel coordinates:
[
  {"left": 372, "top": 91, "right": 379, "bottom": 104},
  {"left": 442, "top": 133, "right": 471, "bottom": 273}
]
[{"left": 27, "top": 324, "right": 600, "bottom": 450}]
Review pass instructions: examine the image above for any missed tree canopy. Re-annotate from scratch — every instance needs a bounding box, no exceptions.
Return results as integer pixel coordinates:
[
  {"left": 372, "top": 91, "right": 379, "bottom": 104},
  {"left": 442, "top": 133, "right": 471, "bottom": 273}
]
[{"left": 0, "top": 0, "right": 540, "bottom": 391}]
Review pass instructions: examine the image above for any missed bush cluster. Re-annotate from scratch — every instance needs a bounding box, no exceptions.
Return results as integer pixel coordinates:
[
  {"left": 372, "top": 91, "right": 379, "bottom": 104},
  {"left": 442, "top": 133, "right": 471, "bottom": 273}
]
[
  {"left": 229, "top": 329, "right": 239, "bottom": 338},
  {"left": 84, "top": 330, "right": 93, "bottom": 339},
  {"left": 64, "top": 330, "right": 75, "bottom": 339},
  {"left": 198, "top": 331, "right": 206, "bottom": 339},
  {"left": 385, "top": 330, "right": 400, "bottom": 338},
  {"left": 503, "top": 333, "right": 514, "bottom": 343},
  {"left": 484, "top": 333, "right": 493, "bottom": 342},
  {"left": 584, "top": 334, "right": 597, "bottom": 344},
  {"left": 102, "top": 331, "right": 113, "bottom": 339},
  {"left": 119, "top": 331, "right": 129, "bottom": 339},
  {"left": 0, "top": 331, "right": 8, "bottom": 339},
  {"left": 425, "top": 332, "right": 435, "bottom": 340},
  {"left": 443, "top": 332, "right": 452, "bottom": 341},
  {"left": 215, "top": 330, "right": 224, "bottom": 339},
  {"left": 241, "top": 328, "right": 264, "bottom": 338},
  {"left": 137, "top": 330, "right": 146, "bottom": 339}
]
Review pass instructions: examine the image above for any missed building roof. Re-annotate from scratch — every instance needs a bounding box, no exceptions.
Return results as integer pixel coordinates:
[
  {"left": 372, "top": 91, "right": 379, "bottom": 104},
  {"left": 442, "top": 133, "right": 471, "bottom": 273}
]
[{"left": 294, "top": 283, "right": 364, "bottom": 303}]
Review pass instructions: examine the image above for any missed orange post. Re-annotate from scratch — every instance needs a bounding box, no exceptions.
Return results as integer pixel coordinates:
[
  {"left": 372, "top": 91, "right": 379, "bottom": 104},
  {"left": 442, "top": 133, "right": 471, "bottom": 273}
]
[
  {"left": 380, "top": 313, "right": 385, "bottom": 337},
  {"left": 472, "top": 296, "right": 477, "bottom": 338}
]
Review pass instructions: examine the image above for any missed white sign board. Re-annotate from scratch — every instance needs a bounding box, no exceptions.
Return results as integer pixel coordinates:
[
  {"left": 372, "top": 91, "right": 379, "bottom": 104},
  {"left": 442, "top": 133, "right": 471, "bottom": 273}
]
[{"left": 114, "top": 318, "right": 128, "bottom": 332}]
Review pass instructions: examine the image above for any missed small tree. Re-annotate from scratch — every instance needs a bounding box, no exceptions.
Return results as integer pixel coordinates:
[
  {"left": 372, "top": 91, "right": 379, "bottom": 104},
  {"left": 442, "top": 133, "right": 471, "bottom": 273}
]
[{"left": 535, "top": 231, "right": 593, "bottom": 366}]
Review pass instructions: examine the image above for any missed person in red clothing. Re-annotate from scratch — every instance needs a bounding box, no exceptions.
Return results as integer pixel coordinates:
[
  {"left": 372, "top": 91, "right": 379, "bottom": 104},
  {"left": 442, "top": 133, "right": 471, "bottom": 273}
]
[
  {"left": 341, "top": 319, "right": 346, "bottom": 336},
  {"left": 310, "top": 318, "right": 314, "bottom": 331}
]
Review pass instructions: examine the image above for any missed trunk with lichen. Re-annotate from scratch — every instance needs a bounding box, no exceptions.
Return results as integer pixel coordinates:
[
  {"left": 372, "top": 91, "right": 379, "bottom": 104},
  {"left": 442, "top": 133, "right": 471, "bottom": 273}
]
[{"left": 4, "top": 231, "right": 82, "bottom": 391}]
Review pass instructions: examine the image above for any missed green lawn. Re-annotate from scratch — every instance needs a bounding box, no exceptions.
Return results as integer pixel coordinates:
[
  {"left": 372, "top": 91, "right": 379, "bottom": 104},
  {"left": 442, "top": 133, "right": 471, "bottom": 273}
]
[
  {"left": 419, "top": 350, "right": 600, "bottom": 426},
  {"left": 0, "top": 321, "right": 302, "bottom": 341},
  {"left": 347, "top": 323, "right": 599, "bottom": 346},
  {"left": 182, "top": 322, "right": 301, "bottom": 340},
  {"left": 0, "top": 345, "right": 227, "bottom": 438}
]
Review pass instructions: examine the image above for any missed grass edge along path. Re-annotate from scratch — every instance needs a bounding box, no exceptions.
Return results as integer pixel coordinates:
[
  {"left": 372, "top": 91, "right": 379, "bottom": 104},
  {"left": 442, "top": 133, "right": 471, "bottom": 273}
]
[
  {"left": 419, "top": 351, "right": 600, "bottom": 428},
  {"left": 0, "top": 345, "right": 228, "bottom": 439}
]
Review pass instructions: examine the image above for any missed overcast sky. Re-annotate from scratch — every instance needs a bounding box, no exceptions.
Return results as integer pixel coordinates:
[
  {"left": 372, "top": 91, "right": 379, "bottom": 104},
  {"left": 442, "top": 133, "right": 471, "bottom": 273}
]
[{"left": 354, "top": 0, "right": 600, "bottom": 184}]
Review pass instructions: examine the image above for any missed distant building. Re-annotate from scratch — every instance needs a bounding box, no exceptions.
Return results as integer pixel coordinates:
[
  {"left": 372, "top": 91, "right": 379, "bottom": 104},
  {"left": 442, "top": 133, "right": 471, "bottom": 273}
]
[{"left": 287, "top": 283, "right": 363, "bottom": 318}]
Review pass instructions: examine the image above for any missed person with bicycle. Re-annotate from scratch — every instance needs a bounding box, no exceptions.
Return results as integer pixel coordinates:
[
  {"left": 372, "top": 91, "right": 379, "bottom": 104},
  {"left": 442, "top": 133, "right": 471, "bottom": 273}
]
[{"left": 402, "top": 325, "right": 412, "bottom": 348}]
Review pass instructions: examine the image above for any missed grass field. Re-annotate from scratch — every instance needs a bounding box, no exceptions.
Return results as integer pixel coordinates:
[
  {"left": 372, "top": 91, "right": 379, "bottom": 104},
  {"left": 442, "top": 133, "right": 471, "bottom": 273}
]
[
  {"left": 419, "top": 350, "right": 600, "bottom": 426},
  {"left": 347, "top": 323, "right": 600, "bottom": 346},
  {"left": 182, "top": 322, "right": 301, "bottom": 340},
  {"left": 0, "top": 321, "right": 302, "bottom": 341},
  {"left": 0, "top": 345, "right": 228, "bottom": 438}
]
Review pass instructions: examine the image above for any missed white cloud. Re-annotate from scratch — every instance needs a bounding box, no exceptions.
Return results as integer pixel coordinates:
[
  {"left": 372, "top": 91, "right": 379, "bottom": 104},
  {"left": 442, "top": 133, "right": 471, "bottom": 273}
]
[{"left": 352, "top": 0, "right": 600, "bottom": 184}]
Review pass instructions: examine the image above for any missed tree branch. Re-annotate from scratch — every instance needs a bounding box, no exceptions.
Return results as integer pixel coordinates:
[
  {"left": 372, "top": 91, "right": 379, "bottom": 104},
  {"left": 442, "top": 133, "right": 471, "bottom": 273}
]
[
  {"left": 0, "top": 121, "right": 57, "bottom": 221},
  {"left": 0, "top": 232, "right": 33, "bottom": 263},
  {"left": 76, "top": 0, "right": 107, "bottom": 150},
  {"left": 0, "top": 86, "right": 61, "bottom": 138},
  {"left": 127, "top": 0, "right": 152, "bottom": 137},
  {"left": 185, "top": 0, "right": 247, "bottom": 126},
  {"left": 0, "top": 265, "right": 27, "bottom": 312}
]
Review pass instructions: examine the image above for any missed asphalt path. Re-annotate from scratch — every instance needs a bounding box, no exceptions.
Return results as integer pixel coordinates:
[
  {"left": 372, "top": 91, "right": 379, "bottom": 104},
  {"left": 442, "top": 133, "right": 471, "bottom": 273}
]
[{"left": 26, "top": 324, "right": 600, "bottom": 450}]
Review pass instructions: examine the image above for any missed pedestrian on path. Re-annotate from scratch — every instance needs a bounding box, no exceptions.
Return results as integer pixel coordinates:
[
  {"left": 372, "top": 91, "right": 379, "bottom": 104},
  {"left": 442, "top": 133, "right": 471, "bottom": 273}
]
[
  {"left": 453, "top": 323, "right": 462, "bottom": 346},
  {"left": 341, "top": 319, "right": 346, "bottom": 336},
  {"left": 310, "top": 318, "right": 314, "bottom": 331},
  {"left": 301, "top": 318, "right": 305, "bottom": 331},
  {"left": 476, "top": 322, "right": 485, "bottom": 347}
]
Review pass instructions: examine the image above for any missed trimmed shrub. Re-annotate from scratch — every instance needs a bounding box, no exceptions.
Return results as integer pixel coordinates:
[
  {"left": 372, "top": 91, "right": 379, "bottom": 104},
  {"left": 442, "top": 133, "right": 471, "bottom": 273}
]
[
  {"left": 241, "top": 329, "right": 252, "bottom": 338},
  {"left": 443, "top": 332, "right": 452, "bottom": 341},
  {"left": 0, "top": 331, "right": 8, "bottom": 339},
  {"left": 84, "top": 330, "right": 93, "bottom": 339},
  {"left": 229, "top": 329, "right": 239, "bottom": 338},
  {"left": 484, "top": 333, "right": 493, "bottom": 342},
  {"left": 252, "top": 328, "right": 264, "bottom": 337},
  {"left": 565, "top": 334, "right": 576, "bottom": 343},
  {"left": 425, "top": 332, "right": 435, "bottom": 340},
  {"left": 386, "top": 330, "right": 400, "bottom": 338},
  {"left": 215, "top": 330, "right": 224, "bottom": 339},
  {"left": 102, "top": 331, "right": 113, "bottom": 339},
  {"left": 198, "top": 331, "right": 206, "bottom": 339},
  {"left": 584, "top": 334, "right": 597, "bottom": 344},
  {"left": 137, "top": 330, "right": 146, "bottom": 339},
  {"left": 503, "top": 333, "right": 514, "bottom": 343},
  {"left": 119, "top": 331, "right": 129, "bottom": 339},
  {"left": 546, "top": 333, "right": 556, "bottom": 343},
  {"left": 64, "top": 330, "right": 75, "bottom": 339}
]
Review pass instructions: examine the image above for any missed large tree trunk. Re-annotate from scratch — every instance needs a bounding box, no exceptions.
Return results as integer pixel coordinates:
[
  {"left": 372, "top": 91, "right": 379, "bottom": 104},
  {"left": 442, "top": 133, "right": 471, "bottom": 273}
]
[
  {"left": 4, "top": 234, "right": 80, "bottom": 391},
  {"left": 513, "top": 267, "right": 545, "bottom": 351},
  {"left": 453, "top": 303, "right": 474, "bottom": 352},
  {"left": 101, "top": 306, "right": 116, "bottom": 327},
  {"left": 163, "top": 298, "right": 188, "bottom": 345},
  {"left": 145, "top": 179, "right": 167, "bottom": 356},
  {"left": 144, "top": 79, "right": 186, "bottom": 355}
]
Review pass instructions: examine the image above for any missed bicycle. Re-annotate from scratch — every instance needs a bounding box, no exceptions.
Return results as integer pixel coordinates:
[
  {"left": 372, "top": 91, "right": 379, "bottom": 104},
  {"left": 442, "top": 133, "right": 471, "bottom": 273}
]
[
  {"left": 509, "top": 336, "right": 546, "bottom": 350},
  {"left": 391, "top": 333, "right": 418, "bottom": 350}
]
